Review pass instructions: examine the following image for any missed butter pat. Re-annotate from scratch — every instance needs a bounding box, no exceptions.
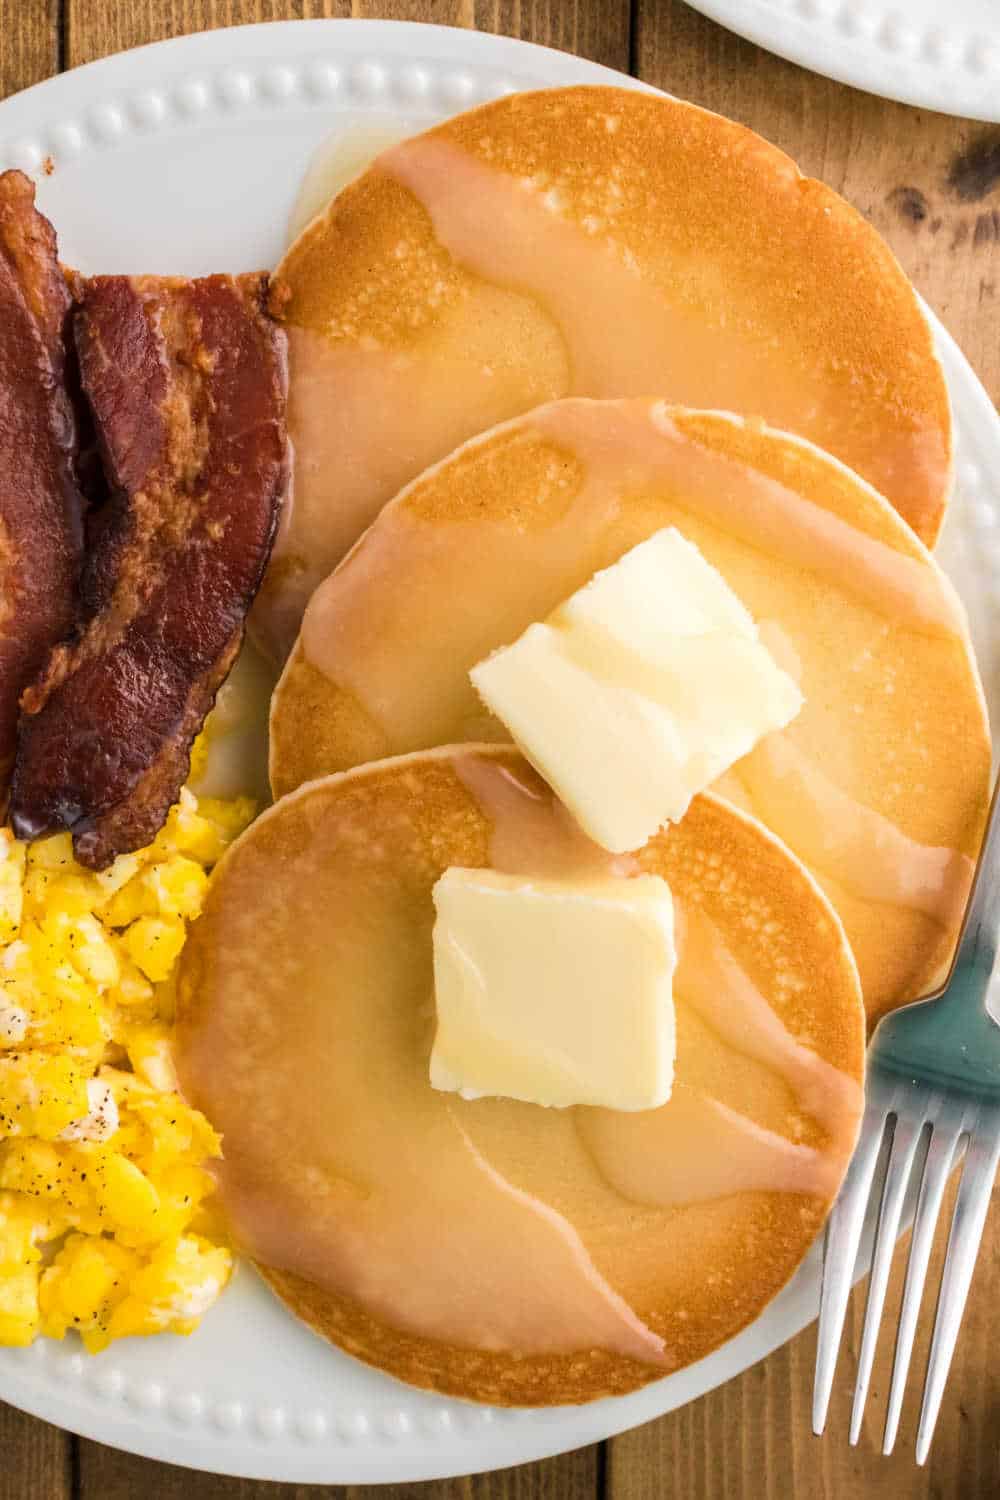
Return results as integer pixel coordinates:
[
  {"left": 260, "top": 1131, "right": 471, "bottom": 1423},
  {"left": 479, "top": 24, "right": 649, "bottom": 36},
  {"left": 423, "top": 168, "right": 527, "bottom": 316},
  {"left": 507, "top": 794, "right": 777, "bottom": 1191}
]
[
  {"left": 471, "top": 528, "right": 803, "bottom": 853},
  {"left": 430, "top": 867, "right": 676, "bottom": 1110}
]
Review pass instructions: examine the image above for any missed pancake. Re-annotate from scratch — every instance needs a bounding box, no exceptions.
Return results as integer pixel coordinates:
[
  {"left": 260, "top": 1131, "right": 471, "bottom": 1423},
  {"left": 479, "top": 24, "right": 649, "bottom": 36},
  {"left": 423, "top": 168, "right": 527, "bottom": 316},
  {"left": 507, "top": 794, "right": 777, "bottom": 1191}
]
[
  {"left": 270, "top": 400, "right": 990, "bottom": 1024},
  {"left": 175, "top": 745, "right": 865, "bottom": 1405},
  {"left": 256, "top": 85, "right": 951, "bottom": 661}
]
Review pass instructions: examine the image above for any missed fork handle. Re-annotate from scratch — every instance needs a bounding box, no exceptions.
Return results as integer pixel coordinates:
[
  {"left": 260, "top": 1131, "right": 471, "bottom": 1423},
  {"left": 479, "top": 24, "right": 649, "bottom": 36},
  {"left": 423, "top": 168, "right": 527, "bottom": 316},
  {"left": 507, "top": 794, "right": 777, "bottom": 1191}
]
[
  {"left": 875, "top": 777, "right": 1000, "bottom": 1092},
  {"left": 942, "top": 773, "right": 1000, "bottom": 1007}
]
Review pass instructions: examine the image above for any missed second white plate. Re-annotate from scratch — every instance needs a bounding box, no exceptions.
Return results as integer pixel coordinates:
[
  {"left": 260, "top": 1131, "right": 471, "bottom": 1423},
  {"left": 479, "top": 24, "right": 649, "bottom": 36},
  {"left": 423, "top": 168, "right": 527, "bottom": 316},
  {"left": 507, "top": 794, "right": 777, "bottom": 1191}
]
[{"left": 684, "top": 0, "right": 1000, "bottom": 120}]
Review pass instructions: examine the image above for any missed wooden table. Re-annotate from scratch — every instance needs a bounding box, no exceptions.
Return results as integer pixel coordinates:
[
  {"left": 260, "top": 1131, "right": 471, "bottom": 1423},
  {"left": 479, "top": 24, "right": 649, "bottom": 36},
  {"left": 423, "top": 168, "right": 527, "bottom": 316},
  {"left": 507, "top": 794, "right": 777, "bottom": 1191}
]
[{"left": 2, "top": 2, "right": 999, "bottom": 1496}]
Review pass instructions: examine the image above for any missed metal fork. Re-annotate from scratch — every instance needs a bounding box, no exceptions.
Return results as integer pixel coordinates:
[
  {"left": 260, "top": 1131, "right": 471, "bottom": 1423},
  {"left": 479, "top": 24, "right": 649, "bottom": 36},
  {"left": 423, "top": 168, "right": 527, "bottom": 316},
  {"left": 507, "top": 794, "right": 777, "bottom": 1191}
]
[{"left": 813, "top": 778, "right": 1000, "bottom": 1463}]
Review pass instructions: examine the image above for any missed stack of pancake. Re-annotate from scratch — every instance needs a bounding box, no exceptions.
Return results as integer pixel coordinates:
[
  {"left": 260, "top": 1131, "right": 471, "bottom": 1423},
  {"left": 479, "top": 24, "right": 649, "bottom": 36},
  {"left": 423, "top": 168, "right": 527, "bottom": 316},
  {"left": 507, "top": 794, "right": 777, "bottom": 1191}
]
[{"left": 175, "top": 87, "right": 990, "bottom": 1405}]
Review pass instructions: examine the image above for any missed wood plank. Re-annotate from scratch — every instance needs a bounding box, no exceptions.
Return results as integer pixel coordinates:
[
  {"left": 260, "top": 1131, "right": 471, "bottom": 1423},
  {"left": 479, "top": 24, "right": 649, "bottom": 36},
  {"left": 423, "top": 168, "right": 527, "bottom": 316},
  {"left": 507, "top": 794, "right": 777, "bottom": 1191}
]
[
  {"left": 76, "top": 1437, "right": 597, "bottom": 1500},
  {"left": 609, "top": 6, "right": 1000, "bottom": 1497},
  {"left": 0, "top": 1403, "right": 73, "bottom": 1500},
  {"left": 1, "top": 10, "right": 79, "bottom": 1490},
  {"left": 0, "top": 0, "right": 58, "bottom": 100},
  {"left": 67, "top": 0, "right": 331, "bottom": 71},
  {"left": 68, "top": 0, "right": 630, "bottom": 74},
  {"left": 464, "top": 0, "right": 630, "bottom": 71}
]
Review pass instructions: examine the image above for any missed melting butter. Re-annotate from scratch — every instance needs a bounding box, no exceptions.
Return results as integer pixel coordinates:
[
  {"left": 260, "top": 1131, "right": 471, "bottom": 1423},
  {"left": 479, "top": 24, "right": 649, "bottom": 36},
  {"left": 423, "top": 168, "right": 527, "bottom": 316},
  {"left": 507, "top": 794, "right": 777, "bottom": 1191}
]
[
  {"left": 573, "top": 900, "right": 861, "bottom": 1207},
  {"left": 430, "top": 866, "right": 677, "bottom": 1110},
  {"left": 577, "top": 1086, "right": 843, "bottom": 1206},
  {"left": 192, "top": 639, "right": 278, "bottom": 804},
  {"left": 301, "top": 399, "right": 967, "bottom": 741},
  {"left": 286, "top": 121, "right": 410, "bottom": 247},
  {"left": 285, "top": 398, "right": 987, "bottom": 1016},
  {"left": 736, "top": 733, "right": 973, "bottom": 923},
  {"left": 471, "top": 528, "right": 803, "bottom": 852},
  {"left": 458, "top": 750, "right": 861, "bottom": 1195},
  {"left": 177, "top": 770, "right": 665, "bottom": 1365},
  {"left": 176, "top": 750, "right": 863, "bottom": 1370},
  {"left": 672, "top": 901, "right": 863, "bottom": 1138},
  {"left": 264, "top": 109, "right": 951, "bottom": 658}
]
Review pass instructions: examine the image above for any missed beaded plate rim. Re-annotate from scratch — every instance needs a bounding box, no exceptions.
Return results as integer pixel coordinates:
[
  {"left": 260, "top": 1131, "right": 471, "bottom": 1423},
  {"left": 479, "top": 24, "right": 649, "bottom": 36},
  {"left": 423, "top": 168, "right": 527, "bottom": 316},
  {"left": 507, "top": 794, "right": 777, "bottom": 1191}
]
[
  {"left": 0, "top": 19, "right": 997, "bottom": 1484},
  {"left": 684, "top": 0, "right": 1000, "bottom": 121}
]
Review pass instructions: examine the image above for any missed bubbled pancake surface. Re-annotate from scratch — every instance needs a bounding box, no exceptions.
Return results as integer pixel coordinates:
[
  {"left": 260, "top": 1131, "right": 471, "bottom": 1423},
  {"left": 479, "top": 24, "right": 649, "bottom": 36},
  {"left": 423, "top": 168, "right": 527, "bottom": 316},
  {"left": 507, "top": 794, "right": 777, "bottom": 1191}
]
[
  {"left": 270, "top": 400, "right": 990, "bottom": 1023},
  {"left": 257, "top": 85, "right": 951, "bottom": 660},
  {"left": 176, "top": 746, "right": 864, "bottom": 1406}
]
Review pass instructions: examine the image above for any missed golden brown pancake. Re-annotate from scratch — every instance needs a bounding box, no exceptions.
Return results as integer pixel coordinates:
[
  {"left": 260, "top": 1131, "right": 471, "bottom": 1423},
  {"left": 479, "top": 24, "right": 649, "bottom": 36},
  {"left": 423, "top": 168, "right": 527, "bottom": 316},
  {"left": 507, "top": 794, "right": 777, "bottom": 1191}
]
[
  {"left": 257, "top": 85, "right": 951, "bottom": 660},
  {"left": 176, "top": 746, "right": 865, "bottom": 1405},
  {"left": 270, "top": 400, "right": 990, "bottom": 1024}
]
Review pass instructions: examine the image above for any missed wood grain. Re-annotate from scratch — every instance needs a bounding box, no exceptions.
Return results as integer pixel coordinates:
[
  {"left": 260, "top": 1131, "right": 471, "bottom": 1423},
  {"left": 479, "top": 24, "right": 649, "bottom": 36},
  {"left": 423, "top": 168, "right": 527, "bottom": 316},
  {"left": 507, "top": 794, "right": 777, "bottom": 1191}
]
[
  {"left": 67, "top": 0, "right": 629, "bottom": 74},
  {"left": 0, "top": 1401, "right": 72, "bottom": 1500},
  {"left": 0, "top": 0, "right": 59, "bottom": 99},
  {"left": 67, "top": 0, "right": 339, "bottom": 71},
  {"left": 3, "top": 1, "right": 1000, "bottom": 1497},
  {"left": 76, "top": 1436, "right": 598, "bottom": 1499}
]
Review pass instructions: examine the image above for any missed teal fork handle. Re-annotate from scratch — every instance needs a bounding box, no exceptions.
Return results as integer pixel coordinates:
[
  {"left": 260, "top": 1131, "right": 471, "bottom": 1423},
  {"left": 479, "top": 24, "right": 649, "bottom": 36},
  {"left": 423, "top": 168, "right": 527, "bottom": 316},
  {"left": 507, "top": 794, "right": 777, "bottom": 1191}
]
[
  {"left": 949, "top": 772, "right": 1000, "bottom": 991},
  {"left": 875, "top": 777, "right": 1000, "bottom": 1098},
  {"left": 877, "top": 975, "right": 1000, "bottom": 1096}
]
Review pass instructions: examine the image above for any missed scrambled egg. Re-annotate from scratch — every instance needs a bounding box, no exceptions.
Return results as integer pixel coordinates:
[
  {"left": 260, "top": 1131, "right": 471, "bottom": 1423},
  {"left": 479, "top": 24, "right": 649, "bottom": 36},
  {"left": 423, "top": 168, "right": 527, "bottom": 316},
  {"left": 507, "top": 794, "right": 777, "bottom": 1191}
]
[{"left": 0, "top": 756, "right": 255, "bottom": 1353}]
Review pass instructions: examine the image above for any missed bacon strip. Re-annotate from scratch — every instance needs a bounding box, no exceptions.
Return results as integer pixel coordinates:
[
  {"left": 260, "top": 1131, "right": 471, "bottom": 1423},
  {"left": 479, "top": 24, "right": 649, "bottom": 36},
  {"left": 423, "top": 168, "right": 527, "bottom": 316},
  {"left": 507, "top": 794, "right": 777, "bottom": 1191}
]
[
  {"left": 11, "top": 273, "right": 288, "bottom": 868},
  {"left": 0, "top": 170, "right": 85, "bottom": 789}
]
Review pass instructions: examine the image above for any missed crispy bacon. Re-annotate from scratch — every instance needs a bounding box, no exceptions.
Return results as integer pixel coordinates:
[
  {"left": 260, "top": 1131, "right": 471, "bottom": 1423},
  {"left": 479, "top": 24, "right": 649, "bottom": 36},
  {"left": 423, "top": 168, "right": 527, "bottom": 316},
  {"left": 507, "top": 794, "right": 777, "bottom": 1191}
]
[
  {"left": 0, "top": 170, "right": 85, "bottom": 789},
  {"left": 10, "top": 273, "right": 288, "bottom": 868}
]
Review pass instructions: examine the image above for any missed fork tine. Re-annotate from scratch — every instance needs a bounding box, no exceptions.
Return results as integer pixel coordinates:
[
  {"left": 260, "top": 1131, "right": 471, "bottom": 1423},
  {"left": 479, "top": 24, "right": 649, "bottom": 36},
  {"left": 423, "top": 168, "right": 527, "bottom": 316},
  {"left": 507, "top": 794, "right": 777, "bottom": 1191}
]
[
  {"left": 882, "top": 1115, "right": 963, "bottom": 1456},
  {"left": 848, "top": 1114, "right": 923, "bottom": 1445},
  {"left": 813, "top": 1103, "right": 890, "bottom": 1436},
  {"left": 915, "top": 1108, "right": 1000, "bottom": 1465}
]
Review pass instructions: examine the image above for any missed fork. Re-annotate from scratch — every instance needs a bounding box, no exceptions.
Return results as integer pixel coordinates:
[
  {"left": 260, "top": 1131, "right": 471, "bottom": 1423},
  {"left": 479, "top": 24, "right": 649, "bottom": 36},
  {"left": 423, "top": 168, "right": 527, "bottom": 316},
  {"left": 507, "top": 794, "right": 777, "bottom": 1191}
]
[{"left": 812, "top": 778, "right": 1000, "bottom": 1463}]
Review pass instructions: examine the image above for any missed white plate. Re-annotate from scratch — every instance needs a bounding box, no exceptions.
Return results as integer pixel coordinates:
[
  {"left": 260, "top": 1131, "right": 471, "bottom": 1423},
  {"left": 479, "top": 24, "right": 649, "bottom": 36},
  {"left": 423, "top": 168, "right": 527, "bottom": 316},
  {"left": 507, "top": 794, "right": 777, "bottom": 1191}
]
[
  {"left": 684, "top": 0, "right": 1000, "bottom": 120},
  {"left": 0, "top": 18, "right": 998, "bottom": 1485}
]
